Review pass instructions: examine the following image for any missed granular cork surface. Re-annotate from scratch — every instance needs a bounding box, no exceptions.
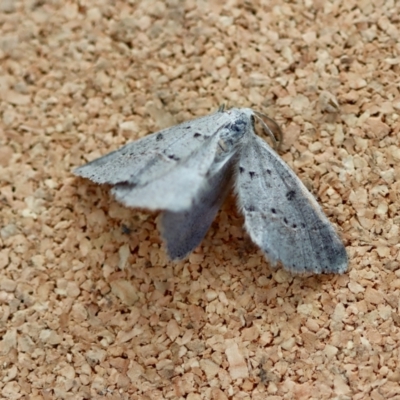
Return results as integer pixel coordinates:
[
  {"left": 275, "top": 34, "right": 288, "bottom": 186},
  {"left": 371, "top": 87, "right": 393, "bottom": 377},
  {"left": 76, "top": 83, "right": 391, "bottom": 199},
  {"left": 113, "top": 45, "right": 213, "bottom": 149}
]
[{"left": 1, "top": 1, "right": 399, "bottom": 399}]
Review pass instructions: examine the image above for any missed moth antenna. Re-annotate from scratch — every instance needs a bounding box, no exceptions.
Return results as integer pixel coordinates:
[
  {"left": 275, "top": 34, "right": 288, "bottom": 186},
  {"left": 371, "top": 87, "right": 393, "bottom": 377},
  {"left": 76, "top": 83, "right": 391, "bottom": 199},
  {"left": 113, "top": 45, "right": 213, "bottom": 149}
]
[{"left": 253, "top": 111, "right": 283, "bottom": 151}]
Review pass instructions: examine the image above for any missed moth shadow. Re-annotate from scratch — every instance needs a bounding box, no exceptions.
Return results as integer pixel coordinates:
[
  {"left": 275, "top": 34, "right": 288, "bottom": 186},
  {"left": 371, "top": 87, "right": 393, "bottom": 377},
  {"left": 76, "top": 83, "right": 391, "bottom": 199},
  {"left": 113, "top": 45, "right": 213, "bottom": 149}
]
[{"left": 73, "top": 179, "right": 162, "bottom": 260}]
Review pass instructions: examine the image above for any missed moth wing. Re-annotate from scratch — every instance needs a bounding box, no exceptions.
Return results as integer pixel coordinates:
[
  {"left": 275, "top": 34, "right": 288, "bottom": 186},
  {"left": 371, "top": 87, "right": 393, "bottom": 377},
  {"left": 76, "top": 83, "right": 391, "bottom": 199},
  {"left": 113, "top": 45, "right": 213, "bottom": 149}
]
[
  {"left": 111, "top": 130, "right": 235, "bottom": 212},
  {"left": 236, "top": 132, "right": 347, "bottom": 274},
  {"left": 74, "top": 111, "right": 229, "bottom": 186},
  {"left": 159, "top": 160, "right": 235, "bottom": 260}
]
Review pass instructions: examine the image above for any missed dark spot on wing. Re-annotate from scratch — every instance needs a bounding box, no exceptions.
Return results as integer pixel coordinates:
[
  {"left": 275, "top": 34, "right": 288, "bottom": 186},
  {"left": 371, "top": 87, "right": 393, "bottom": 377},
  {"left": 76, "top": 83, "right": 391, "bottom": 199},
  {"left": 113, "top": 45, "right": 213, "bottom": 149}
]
[
  {"left": 283, "top": 217, "right": 288, "bottom": 225},
  {"left": 193, "top": 132, "right": 202, "bottom": 138},
  {"left": 156, "top": 133, "right": 163, "bottom": 141},
  {"left": 239, "top": 166, "right": 245, "bottom": 174},
  {"left": 266, "top": 169, "right": 272, "bottom": 175},
  {"left": 185, "top": 125, "right": 191, "bottom": 129},
  {"left": 292, "top": 223, "right": 297, "bottom": 229},
  {"left": 249, "top": 171, "right": 256, "bottom": 179},
  {"left": 286, "top": 190, "right": 296, "bottom": 201},
  {"left": 168, "top": 154, "right": 180, "bottom": 161},
  {"left": 115, "top": 182, "right": 137, "bottom": 190},
  {"left": 271, "top": 208, "right": 277, "bottom": 214}
]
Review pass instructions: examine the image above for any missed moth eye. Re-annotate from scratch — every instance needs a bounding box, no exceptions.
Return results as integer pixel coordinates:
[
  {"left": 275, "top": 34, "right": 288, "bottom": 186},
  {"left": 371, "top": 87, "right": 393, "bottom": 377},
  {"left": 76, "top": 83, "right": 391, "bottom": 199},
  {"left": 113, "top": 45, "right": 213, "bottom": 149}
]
[{"left": 230, "top": 119, "right": 247, "bottom": 133}]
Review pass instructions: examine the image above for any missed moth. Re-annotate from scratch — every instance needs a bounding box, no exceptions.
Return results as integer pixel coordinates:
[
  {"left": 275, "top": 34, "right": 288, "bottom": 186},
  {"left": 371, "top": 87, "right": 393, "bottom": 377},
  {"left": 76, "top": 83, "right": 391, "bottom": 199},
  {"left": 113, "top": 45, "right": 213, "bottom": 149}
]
[{"left": 74, "top": 107, "right": 348, "bottom": 274}]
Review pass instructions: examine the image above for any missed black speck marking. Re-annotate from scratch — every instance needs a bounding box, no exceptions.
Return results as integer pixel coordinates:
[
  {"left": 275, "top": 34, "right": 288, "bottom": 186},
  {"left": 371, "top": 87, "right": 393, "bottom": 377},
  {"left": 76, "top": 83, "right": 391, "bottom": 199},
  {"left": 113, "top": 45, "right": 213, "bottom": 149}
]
[
  {"left": 193, "top": 132, "right": 202, "bottom": 138},
  {"left": 185, "top": 125, "right": 191, "bottom": 129},
  {"left": 168, "top": 154, "right": 180, "bottom": 161},
  {"left": 271, "top": 208, "right": 277, "bottom": 214},
  {"left": 245, "top": 205, "right": 256, "bottom": 212},
  {"left": 292, "top": 223, "right": 297, "bottom": 229},
  {"left": 286, "top": 190, "right": 296, "bottom": 201},
  {"left": 266, "top": 169, "right": 272, "bottom": 175},
  {"left": 156, "top": 133, "right": 163, "bottom": 141},
  {"left": 283, "top": 217, "right": 288, "bottom": 225},
  {"left": 239, "top": 166, "right": 245, "bottom": 174},
  {"left": 249, "top": 171, "right": 256, "bottom": 179}
]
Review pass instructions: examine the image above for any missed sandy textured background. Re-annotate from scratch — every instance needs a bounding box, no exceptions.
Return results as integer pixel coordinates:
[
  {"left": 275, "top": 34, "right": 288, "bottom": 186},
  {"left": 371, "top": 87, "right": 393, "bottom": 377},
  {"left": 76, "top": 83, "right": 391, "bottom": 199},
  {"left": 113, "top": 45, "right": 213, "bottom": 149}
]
[{"left": 1, "top": 0, "right": 399, "bottom": 399}]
